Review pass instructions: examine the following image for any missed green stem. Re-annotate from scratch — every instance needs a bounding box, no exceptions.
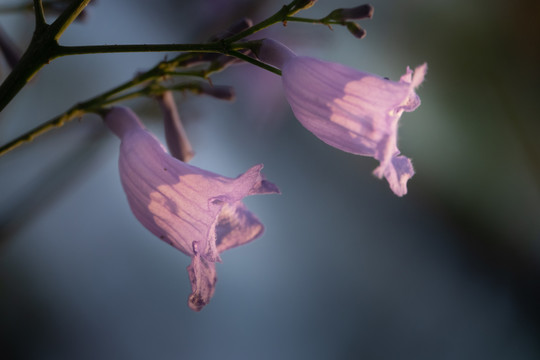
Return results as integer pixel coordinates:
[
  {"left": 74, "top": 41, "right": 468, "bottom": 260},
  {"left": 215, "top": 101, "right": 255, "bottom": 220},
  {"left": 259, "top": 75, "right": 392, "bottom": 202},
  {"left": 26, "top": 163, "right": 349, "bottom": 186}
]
[
  {"left": 0, "top": 64, "right": 158, "bottom": 156},
  {"left": 0, "top": 0, "right": 301, "bottom": 155},
  {"left": 49, "top": 0, "right": 91, "bottom": 41},
  {"left": 54, "top": 42, "right": 280, "bottom": 75},
  {"left": 0, "top": 0, "right": 90, "bottom": 112},
  {"left": 0, "top": 0, "right": 284, "bottom": 113},
  {"left": 0, "top": 53, "right": 211, "bottom": 156},
  {"left": 0, "top": 108, "right": 85, "bottom": 157},
  {"left": 285, "top": 16, "right": 328, "bottom": 24},
  {"left": 99, "top": 91, "right": 146, "bottom": 107},
  {"left": 32, "top": 0, "right": 47, "bottom": 31},
  {"left": 0, "top": 41, "right": 284, "bottom": 157},
  {"left": 225, "top": 4, "right": 294, "bottom": 43},
  {"left": 54, "top": 41, "right": 263, "bottom": 58},
  {"left": 223, "top": 0, "right": 316, "bottom": 43},
  {"left": 0, "top": 36, "right": 58, "bottom": 112},
  {"left": 54, "top": 43, "right": 226, "bottom": 58},
  {"left": 164, "top": 70, "right": 206, "bottom": 78},
  {"left": 226, "top": 50, "right": 281, "bottom": 75}
]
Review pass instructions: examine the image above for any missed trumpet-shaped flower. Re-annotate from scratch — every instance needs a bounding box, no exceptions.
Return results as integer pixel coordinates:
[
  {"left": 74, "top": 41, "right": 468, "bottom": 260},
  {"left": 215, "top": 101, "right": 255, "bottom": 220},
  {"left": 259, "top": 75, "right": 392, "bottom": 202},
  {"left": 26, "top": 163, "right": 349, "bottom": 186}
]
[
  {"left": 257, "top": 39, "right": 427, "bottom": 196},
  {"left": 104, "top": 106, "right": 279, "bottom": 311}
]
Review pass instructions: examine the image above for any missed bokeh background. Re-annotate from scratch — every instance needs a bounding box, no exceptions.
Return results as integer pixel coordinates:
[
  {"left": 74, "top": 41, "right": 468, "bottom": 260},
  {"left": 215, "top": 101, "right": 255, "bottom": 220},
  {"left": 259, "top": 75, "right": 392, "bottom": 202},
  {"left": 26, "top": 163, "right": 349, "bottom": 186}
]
[{"left": 1, "top": 0, "right": 539, "bottom": 359}]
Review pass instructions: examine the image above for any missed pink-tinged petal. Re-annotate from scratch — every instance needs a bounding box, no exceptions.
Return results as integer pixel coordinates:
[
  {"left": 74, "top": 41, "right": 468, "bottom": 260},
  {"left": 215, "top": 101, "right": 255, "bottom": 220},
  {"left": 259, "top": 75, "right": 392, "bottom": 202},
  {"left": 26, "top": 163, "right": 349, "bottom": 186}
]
[
  {"left": 104, "top": 106, "right": 279, "bottom": 311},
  {"left": 257, "top": 39, "right": 426, "bottom": 196},
  {"left": 373, "top": 155, "right": 414, "bottom": 197}
]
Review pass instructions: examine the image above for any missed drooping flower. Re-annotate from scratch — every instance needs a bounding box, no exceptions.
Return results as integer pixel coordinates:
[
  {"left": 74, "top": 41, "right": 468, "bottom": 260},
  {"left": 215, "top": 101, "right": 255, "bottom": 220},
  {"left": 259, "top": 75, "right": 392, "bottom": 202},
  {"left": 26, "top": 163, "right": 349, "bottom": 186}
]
[
  {"left": 104, "top": 106, "right": 279, "bottom": 311},
  {"left": 256, "top": 39, "right": 427, "bottom": 196}
]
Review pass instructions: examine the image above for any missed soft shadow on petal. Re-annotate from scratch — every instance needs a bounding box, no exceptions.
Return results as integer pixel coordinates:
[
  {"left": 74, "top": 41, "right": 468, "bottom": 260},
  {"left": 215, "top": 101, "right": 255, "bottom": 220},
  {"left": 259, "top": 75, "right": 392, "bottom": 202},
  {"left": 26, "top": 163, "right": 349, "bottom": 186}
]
[{"left": 215, "top": 202, "right": 264, "bottom": 253}]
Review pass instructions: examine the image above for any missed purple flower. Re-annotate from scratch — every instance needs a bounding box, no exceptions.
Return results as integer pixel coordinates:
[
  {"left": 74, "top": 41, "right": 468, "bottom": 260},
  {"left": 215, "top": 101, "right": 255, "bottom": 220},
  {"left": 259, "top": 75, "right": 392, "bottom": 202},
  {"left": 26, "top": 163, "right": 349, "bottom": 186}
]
[
  {"left": 104, "top": 106, "right": 279, "bottom": 311},
  {"left": 257, "top": 39, "right": 427, "bottom": 196}
]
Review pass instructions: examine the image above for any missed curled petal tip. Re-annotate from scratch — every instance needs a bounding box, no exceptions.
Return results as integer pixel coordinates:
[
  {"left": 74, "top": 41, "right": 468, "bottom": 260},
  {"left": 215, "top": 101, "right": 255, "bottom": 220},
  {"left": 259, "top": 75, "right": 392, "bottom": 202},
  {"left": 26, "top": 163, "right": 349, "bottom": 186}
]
[
  {"left": 260, "top": 180, "right": 281, "bottom": 195},
  {"left": 188, "top": 293, "right": 207, "bottom": 312},
  {"left": 239, "top": 164, "right": 280, "bottom": 195},
  {"left": 373, "top": 156, "right": 414, "bottom": 196},
  {"left": 412, "top": 63, "right": 427, "bottom": 88},
  {"left": 187, "top": 256, "right": 217, "bottom": 312}
]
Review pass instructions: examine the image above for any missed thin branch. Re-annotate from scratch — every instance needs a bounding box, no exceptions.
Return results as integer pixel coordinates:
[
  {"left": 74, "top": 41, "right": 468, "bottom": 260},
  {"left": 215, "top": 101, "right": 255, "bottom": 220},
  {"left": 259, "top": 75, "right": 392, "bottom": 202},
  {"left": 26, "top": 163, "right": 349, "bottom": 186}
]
[
  {"left": 225, "top": 5, "right": 291, "bottom": 44},
  {"left": 49, "top": 0, "right": 91, "bottom": 40},
  {"left": 53, "top": 43, "right": 226, "bottom": 58},
  {"left": 0, "top": 39, "right": 58, "bottom": 112},
  {"left": 0, "top": 108, "right": 84, "bottom": 157},
  {"left": 285, "top": 16, "right": 326, "bottom": 24},
  {"left": 284, "top": 16, "right": 353, "bottom": 25},
  {"left": 32, "top": 0, "right": 47, "bottom": 31},
  {"left": 226, "top": 50, "right": 281, "bottom": 75}
]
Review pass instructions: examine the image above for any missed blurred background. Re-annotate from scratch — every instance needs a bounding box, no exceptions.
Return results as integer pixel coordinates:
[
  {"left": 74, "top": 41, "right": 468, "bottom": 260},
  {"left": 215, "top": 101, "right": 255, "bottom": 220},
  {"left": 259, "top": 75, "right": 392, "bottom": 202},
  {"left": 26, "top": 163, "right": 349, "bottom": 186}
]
[{"left": 1, "top": 0, "right": 539, "bottom": 359}]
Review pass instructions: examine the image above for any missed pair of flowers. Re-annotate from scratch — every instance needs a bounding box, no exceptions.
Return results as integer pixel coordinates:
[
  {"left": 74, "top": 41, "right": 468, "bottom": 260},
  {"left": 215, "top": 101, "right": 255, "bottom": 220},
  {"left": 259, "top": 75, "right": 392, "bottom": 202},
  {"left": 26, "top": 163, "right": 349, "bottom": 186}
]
[{"left": 105, "top": 39, "right": 426, "bottom": 311}]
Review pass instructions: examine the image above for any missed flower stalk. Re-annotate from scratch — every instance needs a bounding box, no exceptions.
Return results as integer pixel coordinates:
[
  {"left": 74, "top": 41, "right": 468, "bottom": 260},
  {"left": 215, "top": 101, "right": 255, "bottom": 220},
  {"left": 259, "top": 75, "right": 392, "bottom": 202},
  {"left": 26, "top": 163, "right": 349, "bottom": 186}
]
[
  {"left": 32, "top": 0, "right": 47, "bottom": 31},
  {"left": 0, "top": 0, "right": 372, "bottom": 158},
  {"left": 0, "top": 0, "right": 91, "bottom": 111}
]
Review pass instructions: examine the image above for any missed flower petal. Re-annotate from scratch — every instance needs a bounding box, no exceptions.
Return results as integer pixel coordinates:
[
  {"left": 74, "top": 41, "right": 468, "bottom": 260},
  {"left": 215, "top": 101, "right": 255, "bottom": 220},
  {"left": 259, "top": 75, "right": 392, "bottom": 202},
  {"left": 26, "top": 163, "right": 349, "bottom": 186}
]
[
  {"left": 215, "top": 202, "right": 264, "bottom": 253},
  {"left": 282, "top": 57, "right": 411, "bottom": 156},
  {"left": 373, "top": 155, "right": 414, "bottom": 197},
  {"left": 187, "top": 254, "right": 217, "bottom": 312}
]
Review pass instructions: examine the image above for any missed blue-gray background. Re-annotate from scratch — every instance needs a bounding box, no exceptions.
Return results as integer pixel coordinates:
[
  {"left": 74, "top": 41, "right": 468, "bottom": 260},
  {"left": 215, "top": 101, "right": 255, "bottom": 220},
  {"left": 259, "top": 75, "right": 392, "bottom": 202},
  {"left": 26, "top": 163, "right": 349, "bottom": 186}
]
[{"left": 1, "top": 0, "right": 539, "bottom": 359}]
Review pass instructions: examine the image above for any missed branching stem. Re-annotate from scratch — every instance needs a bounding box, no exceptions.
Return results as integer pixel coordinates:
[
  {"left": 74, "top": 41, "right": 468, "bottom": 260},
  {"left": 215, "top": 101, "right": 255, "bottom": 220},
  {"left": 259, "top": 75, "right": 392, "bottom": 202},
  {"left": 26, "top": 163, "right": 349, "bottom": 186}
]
[{"left": 0, "top": 0, "right": 314, "bottom": 156}]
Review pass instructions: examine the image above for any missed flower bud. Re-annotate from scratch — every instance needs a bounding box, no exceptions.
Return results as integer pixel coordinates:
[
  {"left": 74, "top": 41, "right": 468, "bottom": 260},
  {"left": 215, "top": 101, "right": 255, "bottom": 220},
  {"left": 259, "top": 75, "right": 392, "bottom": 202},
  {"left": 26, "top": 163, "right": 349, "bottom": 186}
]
[
  {"left": 156, "top": 91, "right": 195, "bottom": 162},
  {"left": 197, "top": 83, "right": 235, "bottom": 101},
  {"left": 324, "top": 4, "right": 373, "bottom": 23},
  {"left": 289, "top": 0, "right": 317, "bottom": 15},
  {"left": 346, "top": 22, "right": 367, "bottom": 39}
]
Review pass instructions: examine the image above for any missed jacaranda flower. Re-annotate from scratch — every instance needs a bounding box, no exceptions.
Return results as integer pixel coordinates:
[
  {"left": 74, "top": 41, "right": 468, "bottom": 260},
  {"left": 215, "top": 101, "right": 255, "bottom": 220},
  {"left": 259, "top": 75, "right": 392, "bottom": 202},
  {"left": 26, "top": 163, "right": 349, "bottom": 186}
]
[
  {"left": 104, "top": 106, "right": 279, "bottom": 311},
  {"left": 256, "top": 39, "right": 427, "bottom": 196}
]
